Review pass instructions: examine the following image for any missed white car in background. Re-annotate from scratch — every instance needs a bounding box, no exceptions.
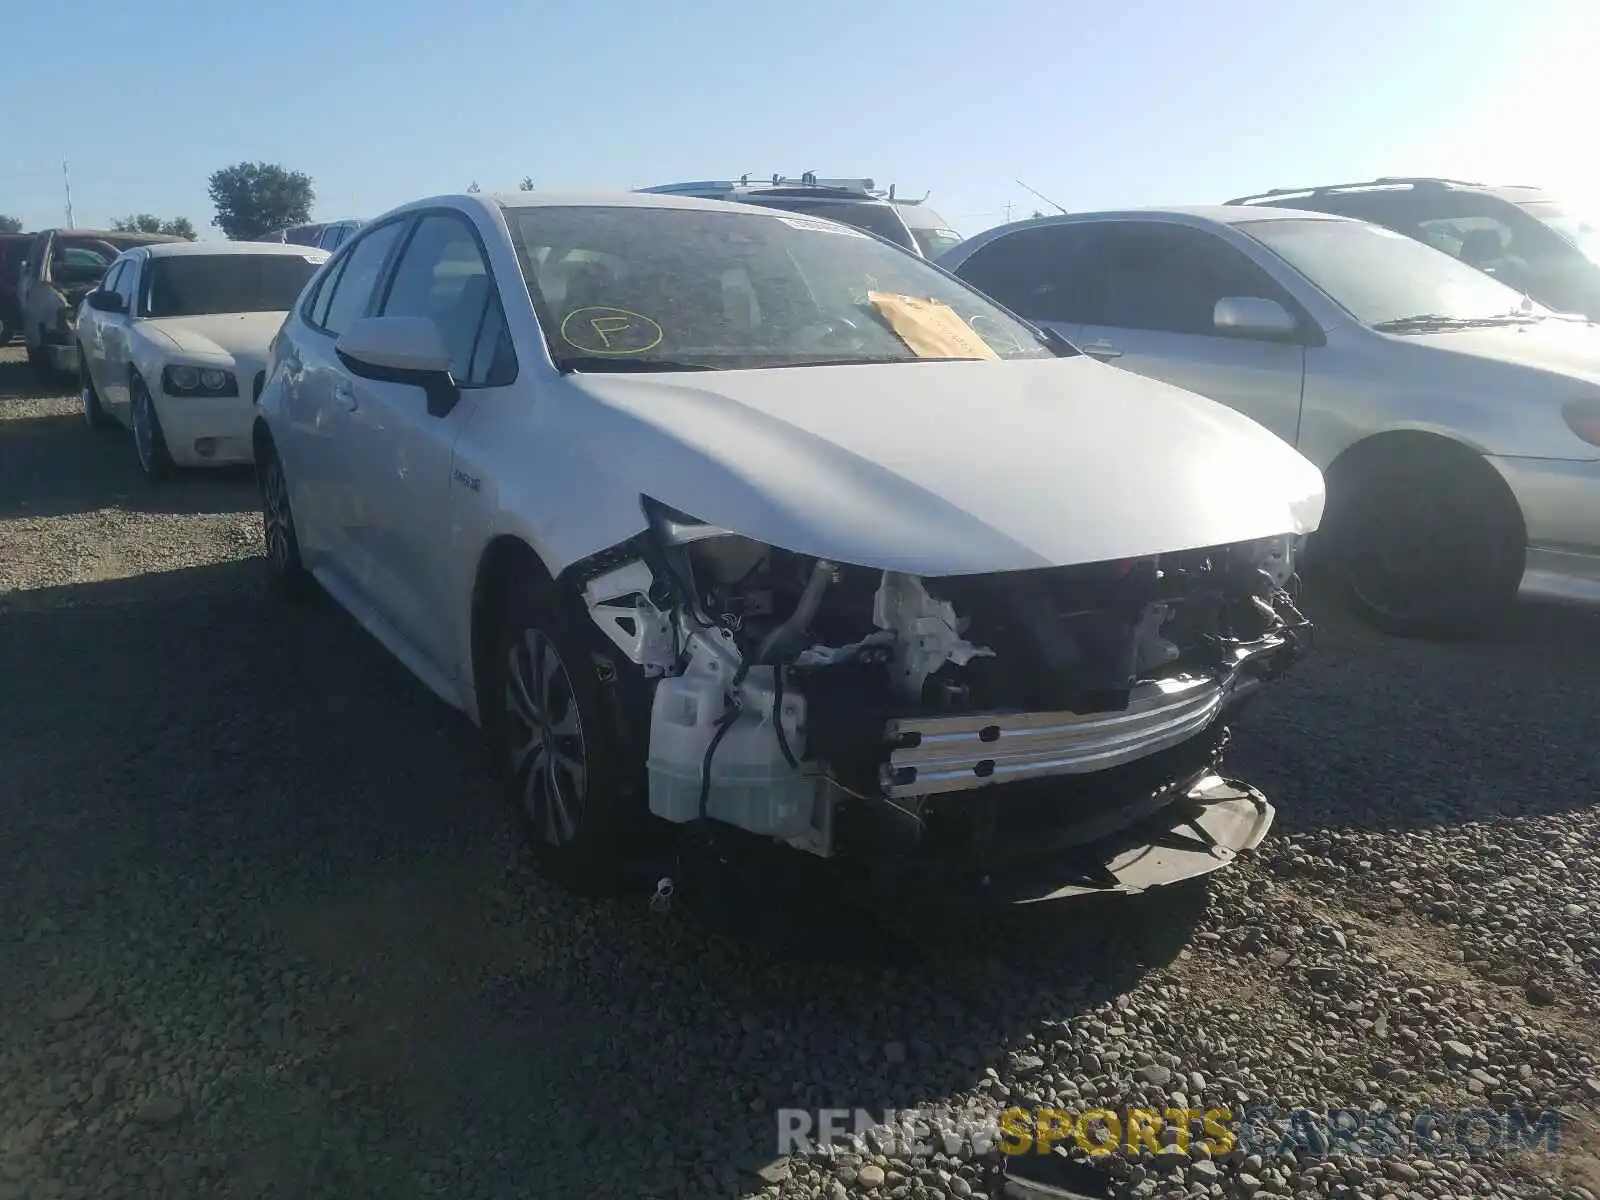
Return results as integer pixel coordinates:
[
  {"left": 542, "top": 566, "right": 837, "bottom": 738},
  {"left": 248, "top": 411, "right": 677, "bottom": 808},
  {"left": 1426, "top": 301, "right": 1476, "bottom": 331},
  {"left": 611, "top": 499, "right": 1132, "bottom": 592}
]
[
  {"left": 76, "top": 242, "right": 329, "bottom": 479},
  {"left": 251, "top": 190, "right": 1324, "bottom": 905},
  {"left": 941, "top": 208, "right": 1600, "bottom": 636}
]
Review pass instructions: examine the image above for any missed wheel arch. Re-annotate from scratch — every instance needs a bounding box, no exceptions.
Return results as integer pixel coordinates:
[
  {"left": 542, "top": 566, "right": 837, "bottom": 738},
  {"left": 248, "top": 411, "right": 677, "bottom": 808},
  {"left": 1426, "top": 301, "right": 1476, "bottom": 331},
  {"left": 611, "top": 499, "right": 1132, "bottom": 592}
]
[
  {"left": 469, "top": 534, "right": 557, "bottom": 729},
  {"left": 1318, "top": 428, "right": 1529, "bottom": 588},
  {"left": 1321, "top": 427, "right": 1527, "bottom": 547},
  {"left": 251, "top": 417, "right": 275, "bottom": 487}
]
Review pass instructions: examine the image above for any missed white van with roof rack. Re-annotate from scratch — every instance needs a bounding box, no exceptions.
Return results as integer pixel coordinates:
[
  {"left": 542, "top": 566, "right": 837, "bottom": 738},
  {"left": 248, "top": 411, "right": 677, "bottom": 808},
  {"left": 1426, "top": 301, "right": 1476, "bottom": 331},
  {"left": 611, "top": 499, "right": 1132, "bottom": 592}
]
[{"left": 638, "top": 175, "right": 957, "bottom": 258}]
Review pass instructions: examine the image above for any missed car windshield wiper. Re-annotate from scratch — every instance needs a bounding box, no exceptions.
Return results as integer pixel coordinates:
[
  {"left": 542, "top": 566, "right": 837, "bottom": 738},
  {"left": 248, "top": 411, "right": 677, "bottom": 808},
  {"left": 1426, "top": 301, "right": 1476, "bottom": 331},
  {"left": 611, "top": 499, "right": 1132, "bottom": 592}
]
[
  {"left": 557, "top": 356, "right": 720, "bottom": 374},
  {"left": 1372, "top": 312, "right": 1545, "bottom": 332}
]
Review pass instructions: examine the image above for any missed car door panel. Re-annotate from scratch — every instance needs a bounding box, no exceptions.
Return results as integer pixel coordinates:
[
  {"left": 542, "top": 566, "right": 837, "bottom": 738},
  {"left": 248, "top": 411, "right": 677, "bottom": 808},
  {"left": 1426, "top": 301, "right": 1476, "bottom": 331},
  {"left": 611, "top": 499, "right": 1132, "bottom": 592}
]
[
  {"left": 79, "top": 260, "right": 121, "bottom": 399},
  {"left": 284, "top": 218, "right": 410, "bottom": 588},
  {"left": 1076, "top": 324, "right": 1307, "bottom": 446},
  {"left": 341, "top": 376, "right": 488, "bottom": 675},
  {"left": 101, "top": 257, "right": 142, "bottom": 416},
  {"left": 340, "top": 211, "right": 512, "bottom": 678},
  {"left": 1075, "top": 223, "right": 1308, "bottom": 447}
]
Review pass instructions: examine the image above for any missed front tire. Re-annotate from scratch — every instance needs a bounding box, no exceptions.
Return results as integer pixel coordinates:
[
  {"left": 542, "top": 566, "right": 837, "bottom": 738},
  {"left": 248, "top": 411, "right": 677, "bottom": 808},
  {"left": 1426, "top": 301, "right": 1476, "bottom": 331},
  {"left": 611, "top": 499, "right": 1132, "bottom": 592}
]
[
  {"left": 488, "top": 575, "right": 649, "bottom": 894},
  {"left": 1320, "top": 439, "right": 1524, "bottom": 639},
  {"left": 79, "top": 351, "right": 111, "bottom": 431},
  {"left": 130, "top": 377, "right": 174, "bottom": 480}
]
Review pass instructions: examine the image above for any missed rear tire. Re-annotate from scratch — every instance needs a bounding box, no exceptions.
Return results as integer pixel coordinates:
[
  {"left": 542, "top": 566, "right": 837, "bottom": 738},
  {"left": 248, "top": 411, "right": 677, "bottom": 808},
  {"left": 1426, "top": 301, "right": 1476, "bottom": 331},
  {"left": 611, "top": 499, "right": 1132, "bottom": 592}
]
[
  {"left": 487, "top": 573, "right": 650, "bottom": 895},
  {"left": 256, "top": 438, "right": 316, "bottom": 602},
  {"left": 1320, "top": 438, "right": 1524, "bottom": 639}
]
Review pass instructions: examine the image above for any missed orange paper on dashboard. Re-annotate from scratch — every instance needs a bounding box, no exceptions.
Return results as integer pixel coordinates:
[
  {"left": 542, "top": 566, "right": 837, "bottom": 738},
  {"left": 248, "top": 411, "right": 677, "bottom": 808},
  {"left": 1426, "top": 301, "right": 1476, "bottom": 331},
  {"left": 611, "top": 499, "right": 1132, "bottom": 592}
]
[{"left": 867, "top": 291, "right": 1000, "bottom": 361}]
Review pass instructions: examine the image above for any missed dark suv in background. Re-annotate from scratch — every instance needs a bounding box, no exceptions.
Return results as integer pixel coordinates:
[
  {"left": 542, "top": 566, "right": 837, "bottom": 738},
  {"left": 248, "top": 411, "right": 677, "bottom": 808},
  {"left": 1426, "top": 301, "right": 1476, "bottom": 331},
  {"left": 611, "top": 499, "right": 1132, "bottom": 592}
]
[
  {"left": 1, "top": 232, "right": 33, "bottom": 344},
  {"left": 1226, "top": 177, "right": 1600, "bottom": 320}
]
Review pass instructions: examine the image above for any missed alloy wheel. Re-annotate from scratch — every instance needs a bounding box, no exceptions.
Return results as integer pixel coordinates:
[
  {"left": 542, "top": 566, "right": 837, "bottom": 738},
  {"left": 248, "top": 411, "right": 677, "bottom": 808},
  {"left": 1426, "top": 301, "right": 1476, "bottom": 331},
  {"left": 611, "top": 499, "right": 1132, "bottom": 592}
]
[
  {"left": 504, "top": 628, "right": 588, "bottom": 846},
  {"left": 261, "top": 456, "right": 294, "bottom": 573},
  {"left": 132, "top": 389, "right": 154, "bottom": 471}
]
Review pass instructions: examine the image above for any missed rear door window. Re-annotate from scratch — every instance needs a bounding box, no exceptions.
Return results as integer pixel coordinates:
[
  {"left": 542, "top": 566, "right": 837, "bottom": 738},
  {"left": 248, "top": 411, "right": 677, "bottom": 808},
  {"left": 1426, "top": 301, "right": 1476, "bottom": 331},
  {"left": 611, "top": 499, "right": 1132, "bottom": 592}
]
[
  {"left": 954, "top": 224, "right": 1100, "bottom": 324},
  {"left": 315, "top": 220, "right": 407, "bottom": 336}
]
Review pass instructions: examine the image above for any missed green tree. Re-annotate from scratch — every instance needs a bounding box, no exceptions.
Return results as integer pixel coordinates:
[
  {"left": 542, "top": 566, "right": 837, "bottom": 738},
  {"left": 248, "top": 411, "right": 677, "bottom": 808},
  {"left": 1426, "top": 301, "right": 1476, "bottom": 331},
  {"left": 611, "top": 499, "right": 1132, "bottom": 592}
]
[
  {"left": 0, "top": 214, "right": 22, "bottom": 234},
  {"left": 113, "top": 214, "right": 197, "bottom": 240},
  {"left": 519, "top": 177, "right": 535, "bottom": 191},
  {"left": 466, "top": 181, "right": 481, "bottom": 194},
  {"left": 207, "top": 162, "right": 314, "bottom": 241}
]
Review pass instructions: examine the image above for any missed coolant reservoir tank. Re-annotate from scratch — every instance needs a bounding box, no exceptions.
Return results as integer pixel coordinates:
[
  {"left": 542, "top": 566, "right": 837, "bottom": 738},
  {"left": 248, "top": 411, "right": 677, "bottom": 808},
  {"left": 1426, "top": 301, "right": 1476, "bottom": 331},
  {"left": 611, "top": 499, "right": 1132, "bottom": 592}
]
[{"left": 646, "top": 662, "right": 821, "bottom": 838}]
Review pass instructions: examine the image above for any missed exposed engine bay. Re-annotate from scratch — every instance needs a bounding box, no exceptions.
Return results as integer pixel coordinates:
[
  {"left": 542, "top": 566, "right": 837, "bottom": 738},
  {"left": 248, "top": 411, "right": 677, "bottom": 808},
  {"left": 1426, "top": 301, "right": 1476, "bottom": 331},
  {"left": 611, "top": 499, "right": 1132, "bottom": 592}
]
[{"left": 575, "top": 499, "right": 1312, "bottom": 898}]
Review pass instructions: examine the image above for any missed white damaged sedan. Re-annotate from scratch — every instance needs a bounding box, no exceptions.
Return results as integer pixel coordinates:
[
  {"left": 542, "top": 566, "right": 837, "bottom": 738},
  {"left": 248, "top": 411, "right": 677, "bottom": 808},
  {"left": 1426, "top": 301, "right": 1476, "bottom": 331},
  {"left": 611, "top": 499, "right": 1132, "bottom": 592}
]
[
  {"left": 77, "top": 241, "right": 329, "bottom": 478},
  {"left": 253, "top": 191, "right": 1325, "bottom": 904}
]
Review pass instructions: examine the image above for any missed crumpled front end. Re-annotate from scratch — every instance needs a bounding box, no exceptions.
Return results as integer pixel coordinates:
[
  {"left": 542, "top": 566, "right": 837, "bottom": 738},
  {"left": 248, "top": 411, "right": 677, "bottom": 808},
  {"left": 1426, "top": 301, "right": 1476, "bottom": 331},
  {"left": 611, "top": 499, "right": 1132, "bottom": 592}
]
[{"left": 572, "top": 499, "right": 1311, "bottom": 902}]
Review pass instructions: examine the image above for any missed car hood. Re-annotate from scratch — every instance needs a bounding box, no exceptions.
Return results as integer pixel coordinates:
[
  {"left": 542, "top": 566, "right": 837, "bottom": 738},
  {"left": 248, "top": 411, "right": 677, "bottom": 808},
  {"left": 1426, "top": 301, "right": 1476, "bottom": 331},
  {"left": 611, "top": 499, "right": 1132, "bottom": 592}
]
[
  {"left": 141, "top": 311, "right": 286, "bottom": 361},
  {"left": 564, "top": 356, "right": 1326, "bottom": 577},
  {"left": 1398, "top": 318, "right": 1600, "bottom": 385}
]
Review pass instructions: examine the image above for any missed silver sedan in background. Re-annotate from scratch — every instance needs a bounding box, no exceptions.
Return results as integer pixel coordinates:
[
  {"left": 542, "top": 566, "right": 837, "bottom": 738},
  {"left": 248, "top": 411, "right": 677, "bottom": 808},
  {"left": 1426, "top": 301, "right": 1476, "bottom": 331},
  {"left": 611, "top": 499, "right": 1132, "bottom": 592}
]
[{"left": 941, "top": 206, "right": 1600, "bottom": 637}]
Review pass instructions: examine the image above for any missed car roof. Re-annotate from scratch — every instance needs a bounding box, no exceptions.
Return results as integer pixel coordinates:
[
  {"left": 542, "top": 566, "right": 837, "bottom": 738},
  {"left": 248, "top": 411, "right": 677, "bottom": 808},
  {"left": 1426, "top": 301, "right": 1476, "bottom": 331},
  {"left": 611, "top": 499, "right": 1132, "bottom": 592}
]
[
  {"left": 969, "top": 205, "right": 1358, "bottom": 233},
  {"left": 42, "top": 228, "right": 189, "bottom": 243},
  {"left": 140, "top": 241, "right": 330, "bottom": 259},
  {"left": 362, "top": 190, "right": 808, "bottom": 221},
  {"left": 1226, "top": 177, "right": 1560, "bottom": 207},
  {"left": 491, "top": 189, "right": 795, "bottom": 213},
  {"left": 938, "top": 205, "right": 1361, "bottom": 267}
]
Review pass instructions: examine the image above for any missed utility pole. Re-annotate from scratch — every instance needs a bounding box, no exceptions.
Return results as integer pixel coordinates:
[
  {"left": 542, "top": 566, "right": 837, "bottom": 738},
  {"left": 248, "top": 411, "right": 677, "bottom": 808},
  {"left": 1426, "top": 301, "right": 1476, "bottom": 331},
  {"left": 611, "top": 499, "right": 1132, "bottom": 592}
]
[
  {"left": 1002, "top": 201, "right": 1015, "bottom": 224},
  {"left": 62, "top": 161, "right": 75, "bottom": 226}
]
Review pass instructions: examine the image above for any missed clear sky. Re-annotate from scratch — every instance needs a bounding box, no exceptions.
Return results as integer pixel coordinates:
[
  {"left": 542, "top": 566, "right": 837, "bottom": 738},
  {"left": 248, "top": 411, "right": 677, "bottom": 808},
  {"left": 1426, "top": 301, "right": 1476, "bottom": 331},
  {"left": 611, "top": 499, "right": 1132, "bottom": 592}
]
[{"left": 2, "top": 0, "right": 1595, "bottom": 238}]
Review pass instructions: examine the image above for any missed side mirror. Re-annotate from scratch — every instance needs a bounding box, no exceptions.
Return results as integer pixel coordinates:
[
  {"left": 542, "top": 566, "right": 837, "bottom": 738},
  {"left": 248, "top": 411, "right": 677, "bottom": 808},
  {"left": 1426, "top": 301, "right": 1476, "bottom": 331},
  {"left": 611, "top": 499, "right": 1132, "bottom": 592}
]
[
  {"left": 335, "top": 316, "right": 460, "bottom": 418},
  {"left": 1213, "top": 296, "right": 1298, "bottom": 339},
  {"left": 87, "top": 289, "right": 125, "bottom": 314}
]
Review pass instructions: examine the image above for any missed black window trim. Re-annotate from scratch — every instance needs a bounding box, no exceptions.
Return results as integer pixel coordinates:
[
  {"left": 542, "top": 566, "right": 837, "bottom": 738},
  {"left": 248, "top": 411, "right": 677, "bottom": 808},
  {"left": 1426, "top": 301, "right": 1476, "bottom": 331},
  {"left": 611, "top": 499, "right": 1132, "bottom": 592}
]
[
  {"left": 368, "top": 205, "right": 519, "bottom": 390},
  {"left": 99, "top": 259, "right": 126, "bottom": 305},
  {"left": 121, "top": 252, "right": 147, "bottom": 317},
  {"left": 300, "top": 214, "right": 415, "bottom": 336}
]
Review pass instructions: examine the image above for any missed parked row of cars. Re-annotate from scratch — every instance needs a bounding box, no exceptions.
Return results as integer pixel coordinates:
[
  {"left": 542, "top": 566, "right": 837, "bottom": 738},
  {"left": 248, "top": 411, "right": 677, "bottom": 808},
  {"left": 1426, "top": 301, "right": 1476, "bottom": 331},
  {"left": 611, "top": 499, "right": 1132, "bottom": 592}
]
[{"left": 21, "top": 173, "right": 1600, "bottom": 909}]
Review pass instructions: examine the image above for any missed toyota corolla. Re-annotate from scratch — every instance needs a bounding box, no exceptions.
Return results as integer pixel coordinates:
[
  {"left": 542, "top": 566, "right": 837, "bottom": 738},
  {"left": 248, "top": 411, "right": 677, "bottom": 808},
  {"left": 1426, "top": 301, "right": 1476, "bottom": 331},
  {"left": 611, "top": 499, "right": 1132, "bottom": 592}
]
[{"left": 252, "top": 190, "right": 1324, "bottom": 905}]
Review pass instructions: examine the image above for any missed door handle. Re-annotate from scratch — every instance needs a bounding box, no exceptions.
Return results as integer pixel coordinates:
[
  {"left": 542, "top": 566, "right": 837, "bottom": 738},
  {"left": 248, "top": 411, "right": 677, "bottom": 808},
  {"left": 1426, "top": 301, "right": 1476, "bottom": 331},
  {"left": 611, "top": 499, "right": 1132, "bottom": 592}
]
[
  {"left": 1082, "top": 340, "right": 1123, "bottom": 360},
  {"left": 334, "top": 383, "right": 357, "bottom": 412}
]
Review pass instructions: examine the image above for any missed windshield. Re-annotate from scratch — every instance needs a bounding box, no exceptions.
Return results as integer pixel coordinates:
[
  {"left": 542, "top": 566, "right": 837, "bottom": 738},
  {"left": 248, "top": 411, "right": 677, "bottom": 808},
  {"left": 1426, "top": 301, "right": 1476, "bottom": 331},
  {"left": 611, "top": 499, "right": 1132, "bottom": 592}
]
[
  {"left": 910, "top": 227, "right": 965, "bottom": 259},
  {"left": 142, "top": 254, "right": 323, "bottom": 319},
  {"left": 735, "top": 197, "right": 919, "bottom": 253},
  {"left": 1518, "top": 200, "right": 1600, "bottom": 266},
  {"left": 1239, "top": 217, "right": 1545, "bottom": 328},
  {"left": 506, "top": 205, "right": 1057, "bottom": 372},
  {"left": 51, "top": 244, "right": 114, "bottom": 287}
]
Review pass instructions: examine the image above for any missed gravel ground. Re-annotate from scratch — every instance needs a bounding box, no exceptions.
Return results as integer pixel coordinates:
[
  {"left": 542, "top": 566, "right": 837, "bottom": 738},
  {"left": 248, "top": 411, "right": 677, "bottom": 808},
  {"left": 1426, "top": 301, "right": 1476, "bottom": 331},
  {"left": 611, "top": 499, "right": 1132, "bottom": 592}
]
[{"left": 1, "top": 341, "right": 1596, "bottom": 1200}]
